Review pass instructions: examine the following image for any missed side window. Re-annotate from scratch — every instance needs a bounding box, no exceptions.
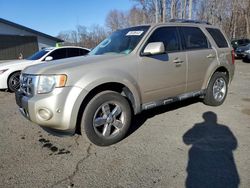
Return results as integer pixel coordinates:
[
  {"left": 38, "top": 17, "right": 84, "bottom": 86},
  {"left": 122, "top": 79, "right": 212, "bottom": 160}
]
[
  {"left": 147, "top": 27, "right": 180, "bottom": 53},
  {"left": 67, "top": 48, "right": 80, "bottom": 58},
  {"left": 49, "top": 49, "right": 67, "bottom": 60},
  {"left": 181, "top": 27, "right": 209, "bottom": 50},
  {"left": 80, "top": 49, "right": 89, "bottom": 55},
  {"left": 206, "top": 28, "right": 229, "bottom": 48}
]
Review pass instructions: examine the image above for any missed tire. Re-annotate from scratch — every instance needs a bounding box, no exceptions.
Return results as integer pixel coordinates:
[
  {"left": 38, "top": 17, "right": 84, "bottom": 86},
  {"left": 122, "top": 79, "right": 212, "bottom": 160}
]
[
  {"left": 8, "top": 72, "right": 21, "bottom": 92},
  {"left": 81, "top": 91, "right": 132, "bottom": 146},
  {"left": 203, "top": 72, "right": 228, "bottom": 106}
]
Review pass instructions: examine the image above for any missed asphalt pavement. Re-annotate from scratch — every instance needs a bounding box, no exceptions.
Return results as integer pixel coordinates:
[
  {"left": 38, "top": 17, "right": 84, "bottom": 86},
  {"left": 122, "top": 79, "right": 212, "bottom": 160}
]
[{"left": 0, "top": 60, "right": 249, "bottom": 188}]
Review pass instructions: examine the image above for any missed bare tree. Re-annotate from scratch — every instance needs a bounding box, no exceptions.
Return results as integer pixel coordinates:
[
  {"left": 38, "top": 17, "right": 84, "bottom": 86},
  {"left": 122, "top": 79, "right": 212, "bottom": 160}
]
[
  {"left": 128, "top": 6, "right": 145, "bottom": 26},
  {"left": 57, "top": 25, "right": 107, "bottom": 49},
  {"left": 106, "top": 10, "right": 128, "bottom": 32},
  {"left": 59, "top": 0, "right": 250, "bottom": 47},
  {"left": 154, "top": 0, "right": 160, "bottom": 23},
  {"left": 57, "top": 31, "right": 71, "bottom": 44},
  {"left": 182, "top": 0, "right": 187, "bottom": 19},
  {"left": 162, "top": 0, "right": 166, "bottom": 22},
  {"left": 188, "top": 0, "right": 193, "bottom": 19},
  {"left": 170, "top": 0, "right": 179, "bottom": 19}
]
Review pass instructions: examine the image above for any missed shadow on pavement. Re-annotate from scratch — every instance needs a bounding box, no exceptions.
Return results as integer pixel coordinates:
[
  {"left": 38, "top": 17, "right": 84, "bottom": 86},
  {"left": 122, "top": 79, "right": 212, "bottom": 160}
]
[
  {"left": 183, "top": 111, "right": 240, "bottom": 188},
  {"left": 127, "top": 97, "right": 201, "bottom": 137}
]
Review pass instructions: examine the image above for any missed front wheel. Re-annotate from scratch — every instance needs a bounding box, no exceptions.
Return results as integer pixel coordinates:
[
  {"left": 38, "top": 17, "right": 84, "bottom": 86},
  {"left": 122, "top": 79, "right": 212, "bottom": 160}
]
[
  {"left": 203, "top": 72, "right": 228, "bottom": 106},
  {"left": 8, "top": 72, "right": 21, "bottom": 92},
  {"left": 81, "top": 91, "right": 132, "bottom": 146}
]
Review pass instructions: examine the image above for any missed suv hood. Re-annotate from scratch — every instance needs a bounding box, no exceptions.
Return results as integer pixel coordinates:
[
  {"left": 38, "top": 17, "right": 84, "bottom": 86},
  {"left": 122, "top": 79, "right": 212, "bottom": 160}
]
[{"left": 23, "top": 54, "right": 128, "bottom": 75}]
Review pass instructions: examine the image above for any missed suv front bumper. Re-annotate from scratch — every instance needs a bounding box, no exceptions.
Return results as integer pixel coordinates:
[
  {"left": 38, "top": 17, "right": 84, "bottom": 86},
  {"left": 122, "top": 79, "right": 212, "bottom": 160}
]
[{"left": 15, "top": 86, "right": 85, "bottom": 131}]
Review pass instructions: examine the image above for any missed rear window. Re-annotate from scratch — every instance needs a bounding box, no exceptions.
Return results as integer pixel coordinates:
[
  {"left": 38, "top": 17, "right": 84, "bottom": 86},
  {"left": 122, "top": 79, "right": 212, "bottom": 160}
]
[
  {"left": 206, "top": 28, "right": 228, "bottom": 48},
  {"left": 80, "top": 49, "right": 89, "bottom": 55}
]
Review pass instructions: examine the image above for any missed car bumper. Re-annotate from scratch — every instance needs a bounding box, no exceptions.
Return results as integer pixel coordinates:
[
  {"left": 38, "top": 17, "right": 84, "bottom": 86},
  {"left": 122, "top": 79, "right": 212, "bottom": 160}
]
[
  {"left": 235, "top": 52, "right": 246, "bottom": 58},
  {"left": 242, "top": 52, "right": 250, "bottom": 60},
  {"left": 0, "top": 74, "right": 8, "bottom": 89},
  {"left": 15, "top": 86, "right": 86, "bottom": 131}
]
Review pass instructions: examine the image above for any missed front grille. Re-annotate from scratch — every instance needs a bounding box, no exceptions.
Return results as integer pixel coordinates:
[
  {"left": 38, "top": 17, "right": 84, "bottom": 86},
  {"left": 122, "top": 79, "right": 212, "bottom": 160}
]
[{"left": 20, "top": 74, "right": 36, "bottom": 96}]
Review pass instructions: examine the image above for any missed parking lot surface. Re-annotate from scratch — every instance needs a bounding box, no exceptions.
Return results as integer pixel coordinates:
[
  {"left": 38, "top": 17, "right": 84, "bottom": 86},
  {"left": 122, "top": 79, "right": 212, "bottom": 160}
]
[{"left": 0, "top": 60, "right": 250, "bottom": 188}]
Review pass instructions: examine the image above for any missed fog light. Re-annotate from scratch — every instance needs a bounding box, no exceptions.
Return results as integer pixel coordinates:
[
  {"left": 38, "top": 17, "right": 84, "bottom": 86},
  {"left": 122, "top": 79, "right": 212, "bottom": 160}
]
[{"left": 37, "top": 108, "right": 53, "bottom": 121}]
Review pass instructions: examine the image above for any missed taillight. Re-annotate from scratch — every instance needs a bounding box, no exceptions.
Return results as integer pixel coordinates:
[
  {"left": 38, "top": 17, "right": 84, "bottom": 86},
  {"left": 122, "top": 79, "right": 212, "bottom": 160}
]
[{"left": 231, "top": 50, "right": 235, "bottom": 64}]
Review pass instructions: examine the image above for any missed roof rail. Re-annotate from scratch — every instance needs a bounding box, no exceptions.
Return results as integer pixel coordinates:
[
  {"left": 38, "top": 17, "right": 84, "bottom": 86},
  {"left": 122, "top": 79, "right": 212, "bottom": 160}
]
[{"left": 169, "top": 19, "right": 211, "bottom": 25}]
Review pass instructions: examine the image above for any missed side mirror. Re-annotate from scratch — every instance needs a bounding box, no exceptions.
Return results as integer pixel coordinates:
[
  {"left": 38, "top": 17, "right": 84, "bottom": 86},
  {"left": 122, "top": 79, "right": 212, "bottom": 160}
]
[
  {"left": 44, "top": 56, "right": 53, "bottom": 61},
  {"left": 142, "top": 42, "right": 165, "bottom": 56}
]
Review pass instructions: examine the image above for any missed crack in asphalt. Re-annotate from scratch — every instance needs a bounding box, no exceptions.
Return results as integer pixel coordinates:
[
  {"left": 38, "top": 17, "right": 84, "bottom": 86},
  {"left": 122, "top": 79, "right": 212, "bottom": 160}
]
[
  {"left": 74, "top": 135, "right": 80, "bottom": 146},
  {"left": 51, "top": 143, "right": 92, "bottom": 188}
]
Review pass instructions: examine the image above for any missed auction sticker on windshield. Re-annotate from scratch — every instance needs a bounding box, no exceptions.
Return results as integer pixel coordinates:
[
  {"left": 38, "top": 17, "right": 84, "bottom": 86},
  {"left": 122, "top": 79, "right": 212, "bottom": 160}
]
[{"left": 126, "top": 31, "right": 144, "bottom": 36}]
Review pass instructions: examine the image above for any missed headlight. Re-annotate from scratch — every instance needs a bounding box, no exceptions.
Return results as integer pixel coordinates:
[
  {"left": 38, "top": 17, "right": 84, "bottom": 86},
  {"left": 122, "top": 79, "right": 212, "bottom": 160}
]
[
  {"left": 37, "top": 74, "right": 67, "bottom": 94},
  {"left": 245, "top": 49, "right": 250, "bottom": 53},
  {"left": 0, "top": 69, "right": 8, "bottom": 74}
]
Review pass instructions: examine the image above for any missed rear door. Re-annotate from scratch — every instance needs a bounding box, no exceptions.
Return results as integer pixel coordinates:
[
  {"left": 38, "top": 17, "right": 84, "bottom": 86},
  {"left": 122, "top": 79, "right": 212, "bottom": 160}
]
[
  {"left": 139, "top": 26, "right": 187, "bottom": 103},
  {"left": 47, "top": 48, "right": 67, "bottom": 60},
  {"left": 180, "top": 26, "right": 216, "bottom": 92},
  {"left": 67, "top": 48, "right": 80, "bottom": 58},
  {"left": 67, "top": 48, "right": 90, "bottom": 58},
  {"left": 206, "top": 27, "right": 231, "bottom": 63}
]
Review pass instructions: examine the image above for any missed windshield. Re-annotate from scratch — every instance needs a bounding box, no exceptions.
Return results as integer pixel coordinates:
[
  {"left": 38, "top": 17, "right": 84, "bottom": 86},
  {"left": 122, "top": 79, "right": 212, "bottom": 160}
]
[
  {"left": 27, "top": 50, "right": 50, "bottom": 60},
  {"left": 90, "top": 26, "right": 150, "bottom": 55}
]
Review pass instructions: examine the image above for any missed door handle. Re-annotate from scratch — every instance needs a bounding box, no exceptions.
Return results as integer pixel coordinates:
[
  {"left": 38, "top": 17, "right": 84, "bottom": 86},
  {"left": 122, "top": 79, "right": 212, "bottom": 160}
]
[
  {"left": 173, "top": 58, "right": 184, "bottom": 64},
  {"left": 206, "top": 54, "right": 216, "bottom": 58}
]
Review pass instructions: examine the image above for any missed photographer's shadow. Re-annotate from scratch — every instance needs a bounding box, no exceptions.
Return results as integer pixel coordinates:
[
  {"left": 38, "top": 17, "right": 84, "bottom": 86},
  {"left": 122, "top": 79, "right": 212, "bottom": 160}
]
[{"left": 183, "top": 111, "right": 240, "bottom": 188}]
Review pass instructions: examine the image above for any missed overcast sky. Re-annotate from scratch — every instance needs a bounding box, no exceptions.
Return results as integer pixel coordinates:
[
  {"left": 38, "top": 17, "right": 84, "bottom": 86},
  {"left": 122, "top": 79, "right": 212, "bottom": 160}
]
[{"left": 0, "top": 0, "right": 135, "bottom": 36}]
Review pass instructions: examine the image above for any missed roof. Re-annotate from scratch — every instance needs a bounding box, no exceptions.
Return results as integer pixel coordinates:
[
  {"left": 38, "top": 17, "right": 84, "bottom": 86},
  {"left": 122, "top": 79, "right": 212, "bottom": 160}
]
[
  {"left": 149, "top": 22, "right": 217, "bottom": 28},
  {"left": 123, "top": 20, "right": 217, "bottom": 31},
  {"left": 43, "top": 46, "right": 90, "bottom": 51},
  {"left": 0, "top": 18, "right": 63, "bottom": 42}
]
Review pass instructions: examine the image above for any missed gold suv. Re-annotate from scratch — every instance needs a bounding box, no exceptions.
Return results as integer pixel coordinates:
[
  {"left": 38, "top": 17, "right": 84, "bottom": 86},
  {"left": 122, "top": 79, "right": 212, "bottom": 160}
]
[{"left": 16, "top": 20, "right": 235, "bottom": 146}]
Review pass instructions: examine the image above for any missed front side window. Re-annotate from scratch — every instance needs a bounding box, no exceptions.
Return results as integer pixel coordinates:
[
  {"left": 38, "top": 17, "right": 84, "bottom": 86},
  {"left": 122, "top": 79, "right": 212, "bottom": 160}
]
[
  {"left": 146, "top": 27, "right": 180, "bottom": 52},
  {"left": 90, "top": 26, "right": 150, "bottom": 55},
  {"left": 181, "top": 27, "right": 209, "bottom": 50}
]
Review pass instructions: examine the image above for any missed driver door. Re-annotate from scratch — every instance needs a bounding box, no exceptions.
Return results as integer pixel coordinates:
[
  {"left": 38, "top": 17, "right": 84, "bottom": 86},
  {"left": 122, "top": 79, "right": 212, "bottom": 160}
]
[{"left": 138, "top": 26, "right": 187, "bottom": 104}]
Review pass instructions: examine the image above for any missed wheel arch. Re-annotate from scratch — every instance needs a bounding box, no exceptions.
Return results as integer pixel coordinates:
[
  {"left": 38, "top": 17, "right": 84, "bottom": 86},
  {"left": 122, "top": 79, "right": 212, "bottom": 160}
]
[
  {"left": 203, "top": 66, "right": 230, "bottom": 90},
  {"left": 74, "top": 82, "right": 140, "bottom": 134}
]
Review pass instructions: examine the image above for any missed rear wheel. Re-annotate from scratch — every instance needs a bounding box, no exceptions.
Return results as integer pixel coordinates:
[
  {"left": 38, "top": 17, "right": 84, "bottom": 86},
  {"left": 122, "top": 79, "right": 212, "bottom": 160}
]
[
  {"left": 8, "top": 72, "right": 21, "bottom": 92},
  {"left": 204, "top": 72, "right": 228, "bottom": 106},
  {"left": 81, "top": 91, "right": 132, "bottom": 146}
]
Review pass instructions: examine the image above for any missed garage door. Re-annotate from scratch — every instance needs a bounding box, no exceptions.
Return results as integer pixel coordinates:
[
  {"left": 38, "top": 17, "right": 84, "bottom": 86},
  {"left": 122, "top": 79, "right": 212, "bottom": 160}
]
[{"left": 0, "top": 35, "right": 38, "bottom": 60}]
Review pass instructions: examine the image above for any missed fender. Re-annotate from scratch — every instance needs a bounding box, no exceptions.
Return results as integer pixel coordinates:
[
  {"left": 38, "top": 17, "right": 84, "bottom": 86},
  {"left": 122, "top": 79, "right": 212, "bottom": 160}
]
[
  {"left": 79, "top": 69, "right": 141, "bottom": 113},
  {"left": 68, "top": 69, "right": 142, "bottom": 130},
  {"left": 202, "top": 64, "right": 231, "bottom": 90}
]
